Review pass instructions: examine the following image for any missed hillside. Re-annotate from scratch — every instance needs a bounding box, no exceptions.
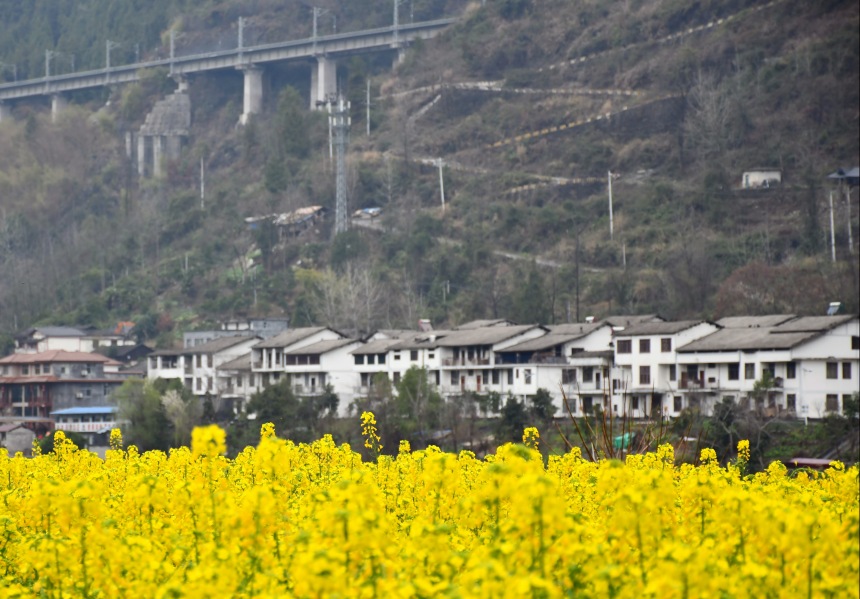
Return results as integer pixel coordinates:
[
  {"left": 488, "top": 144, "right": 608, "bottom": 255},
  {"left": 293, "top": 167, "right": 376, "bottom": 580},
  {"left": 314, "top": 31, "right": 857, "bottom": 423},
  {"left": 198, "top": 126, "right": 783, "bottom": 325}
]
[{"left": 0, "top": 0, "right": 857, "bottom": 347}]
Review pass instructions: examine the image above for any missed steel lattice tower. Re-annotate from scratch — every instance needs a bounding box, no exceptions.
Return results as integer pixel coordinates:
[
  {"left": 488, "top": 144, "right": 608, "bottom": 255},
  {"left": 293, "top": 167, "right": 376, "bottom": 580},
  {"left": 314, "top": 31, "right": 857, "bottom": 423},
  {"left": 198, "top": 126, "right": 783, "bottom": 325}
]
[{"left": 331, "top": 96, "right": 350, "bottom": 237}]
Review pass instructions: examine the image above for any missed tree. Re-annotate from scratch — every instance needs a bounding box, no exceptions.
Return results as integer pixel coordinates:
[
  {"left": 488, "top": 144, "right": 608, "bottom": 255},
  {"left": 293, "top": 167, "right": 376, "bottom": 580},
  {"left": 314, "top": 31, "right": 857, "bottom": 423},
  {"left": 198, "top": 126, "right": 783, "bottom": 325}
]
[
  {"left": 242, "top": 379, "right": 339, "bottom": 444},
  {"left": 498, "top": 396, "right": 528, "bottom": 443},
  {"left": 395, "top": 366, "right": 444, "bottom": 446},
  {"left": 114, "top": 379, "right": 172, "bottom": 452},
  {"left": 161, "top": 388, "right": 203, "bottom": 447}
]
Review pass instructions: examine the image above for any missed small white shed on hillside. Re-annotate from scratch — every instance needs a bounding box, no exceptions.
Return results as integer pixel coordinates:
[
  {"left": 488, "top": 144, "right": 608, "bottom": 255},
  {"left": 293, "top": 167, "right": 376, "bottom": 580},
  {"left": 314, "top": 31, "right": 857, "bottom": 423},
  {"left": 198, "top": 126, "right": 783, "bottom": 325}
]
[{"left": 742, "top": 169, "right": 781, "bottom": 189}]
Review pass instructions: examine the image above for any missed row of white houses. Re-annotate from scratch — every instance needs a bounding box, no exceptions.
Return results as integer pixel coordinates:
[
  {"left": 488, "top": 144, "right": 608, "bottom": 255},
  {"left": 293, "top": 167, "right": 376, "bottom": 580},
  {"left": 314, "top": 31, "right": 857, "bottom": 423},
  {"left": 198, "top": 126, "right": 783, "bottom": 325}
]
[{"left": 146, "top": 314, "right": 860, "bottom": 420}]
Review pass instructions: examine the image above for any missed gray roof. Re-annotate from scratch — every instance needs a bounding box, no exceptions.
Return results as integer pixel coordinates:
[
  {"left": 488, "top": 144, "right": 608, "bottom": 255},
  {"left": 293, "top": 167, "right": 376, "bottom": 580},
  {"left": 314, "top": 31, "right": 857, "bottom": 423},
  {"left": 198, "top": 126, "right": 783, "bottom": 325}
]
[
  {"left": 390, "top": 331, "right": 454, "bottom": 350},
  {"left": 501, "top": 332, "right": 593, "bottom": 353},
  {"left": 254, "top": 327, "right": 329, "bottom": 349},
  {"left": 219, "top": 354, "right": 252, "bottom": 371},
  {"left": 546, "top": 322, "right": 605, "bottom": 336},
  {"left": 601, "top": 314, "right": 663, "bottom": 327},
  {"left": 284, "top": 339, "right": 357, "bottom": 355},
  {"left": 716, "top": 315, "right": 795, "bottom": 328},
  {"left": 148, "top": 348, "right": 184, "bottom": 357},
  {"left": 771, "top": 315, "right": 856, "bottom": 333},
  {"left": 615, "top": 320, "right": 706, "bottom": 337},
  {"left": 454, "top": 319, "right": 513, "bottom": 330},
  {"left": 351, "top": 338, "right": 407, "bottom": 355},
  {"left": 678, "top": 327, "right": 816, "bottom": 352},
  {"left": 437, "top": 325, "right": 543, "bottom": 347},
  {"left": 186, "top": 334, "right": 259, "bottom": 355},
  {"left": 26, "top": 326, "right": 86, "bottom": 337}
]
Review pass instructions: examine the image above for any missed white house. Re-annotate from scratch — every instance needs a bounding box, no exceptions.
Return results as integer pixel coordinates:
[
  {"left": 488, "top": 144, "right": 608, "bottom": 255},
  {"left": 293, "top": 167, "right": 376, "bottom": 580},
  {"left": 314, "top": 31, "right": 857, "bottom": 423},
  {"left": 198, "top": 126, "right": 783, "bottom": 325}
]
[
  {"left": 435, "top": 324, "right": 548, "bottom": 397},
  {"left": 675, "top": 314, "right": 859, "bottom": 418},
  {"left": 282, "top": 338, "right": 362, "bottom": 415},
  {"left": 183, "top": 335, "right": 261, "bottom": 398},
  {"left": 494, "top": 322, "right": 615, "bottom": 415},
  {"left": 14, "top": 325, "right": 136, "bottom": 354},
  {"left": 251, "top": 327, "right": 346, "bottom": 387},
  {"left": 612, "top": 320, "right": 721, "bottom": 418},
  {"left": 741, "top": 169, "right": 781, "bottom": 189}
]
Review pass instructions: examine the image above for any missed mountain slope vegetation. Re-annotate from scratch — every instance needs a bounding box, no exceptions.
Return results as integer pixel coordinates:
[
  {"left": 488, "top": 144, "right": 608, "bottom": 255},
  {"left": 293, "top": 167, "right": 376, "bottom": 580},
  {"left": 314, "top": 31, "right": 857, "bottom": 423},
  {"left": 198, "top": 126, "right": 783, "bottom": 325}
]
[{"left": 0, "top": 0, "right": 857, "bottom": 347}]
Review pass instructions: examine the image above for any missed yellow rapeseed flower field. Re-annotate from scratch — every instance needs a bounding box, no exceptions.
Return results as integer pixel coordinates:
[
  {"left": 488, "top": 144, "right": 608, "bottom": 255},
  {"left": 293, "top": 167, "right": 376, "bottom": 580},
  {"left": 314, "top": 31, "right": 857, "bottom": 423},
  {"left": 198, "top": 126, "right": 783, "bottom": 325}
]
[{"left": 0, "top": 418, "right": 857, "bottom": 598}]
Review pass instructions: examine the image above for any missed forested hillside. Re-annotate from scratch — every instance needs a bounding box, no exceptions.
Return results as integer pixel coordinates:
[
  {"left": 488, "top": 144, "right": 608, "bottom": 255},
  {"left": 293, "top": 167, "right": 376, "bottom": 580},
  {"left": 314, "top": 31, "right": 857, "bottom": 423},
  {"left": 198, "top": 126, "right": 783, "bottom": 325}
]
[{"left": 0, "top": 0, "right": 857, "bottom": 349}]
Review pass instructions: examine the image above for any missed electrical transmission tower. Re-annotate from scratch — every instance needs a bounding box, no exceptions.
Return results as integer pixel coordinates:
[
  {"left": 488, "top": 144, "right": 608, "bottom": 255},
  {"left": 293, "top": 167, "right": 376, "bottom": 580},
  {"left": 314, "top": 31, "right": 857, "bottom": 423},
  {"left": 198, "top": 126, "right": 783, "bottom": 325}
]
[{"left": 331, "top": 96, "right": 351, "bottom": 237}]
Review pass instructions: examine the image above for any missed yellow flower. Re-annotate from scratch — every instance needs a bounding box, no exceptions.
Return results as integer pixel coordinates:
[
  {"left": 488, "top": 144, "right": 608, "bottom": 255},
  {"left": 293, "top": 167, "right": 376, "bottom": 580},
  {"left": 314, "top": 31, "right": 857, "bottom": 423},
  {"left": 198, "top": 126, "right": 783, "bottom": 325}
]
[{"left": 191, "top": 425, "right": 226, "bottom": 459}]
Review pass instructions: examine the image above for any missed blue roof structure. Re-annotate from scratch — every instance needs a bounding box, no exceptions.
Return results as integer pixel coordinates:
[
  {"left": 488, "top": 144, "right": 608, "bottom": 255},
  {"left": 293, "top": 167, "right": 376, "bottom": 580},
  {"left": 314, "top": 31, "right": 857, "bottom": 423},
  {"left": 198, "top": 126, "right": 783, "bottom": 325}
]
[{"left": 50, "top": 407, "right": 118, "bottom": 416}]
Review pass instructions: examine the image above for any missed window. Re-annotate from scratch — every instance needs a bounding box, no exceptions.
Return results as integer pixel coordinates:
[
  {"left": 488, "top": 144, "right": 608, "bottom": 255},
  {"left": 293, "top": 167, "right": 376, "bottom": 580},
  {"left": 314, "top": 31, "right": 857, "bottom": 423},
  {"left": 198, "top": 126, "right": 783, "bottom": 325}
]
[
  {"left": 196, "top": 355, "right": 202, "bottom": 368},
  {"left": 394, "top": 352, "right": 401, "bottom": 361},
  {"left": 21, "top": 365, "right": 29, "bottom": 375},
  {"left": 562, "top": 369, "right": 577, "bottom": 385},
  {"left": 583, "top": 367, "right": 594, "bottom": 382},
  {"left": 639, "top": 339, "right": 651, "bottom": 353},
  {"left": 524, "top": 369, "right": 532, "bottom": 385},
  {"left": 366, "top": 354, "right": 375, "bottom": 365},
  {"left": 507, "top": 369, "right": 513, "bottom": 385},
  {"left": 673, "top": 396, "right": 682, "bottom": 412},
  {"left": 428, "top": 352, "right": 434, "bottom": 360},
  {"left": 786, "top": 362, "right": 796, "bottom": 379},
  {"left": 728, "top": 363, "right": 740, "bottom": 380},
  {"left": 612, "top": 379, "right": 620, "bottom": 391},
  {"left": 410, "top": 350, "right": 418, "bottom": 361},
  {"left": 617, "top": 340, "right": 632, "bottom": 354},
  {"left": 492, "top": 370, "right": 500, "bottom": 385},
  {"left": 631, "top": 397, "right": 639, "bottom": 410},
  {"left": 207, "top": 355, "right": 213, "bottom": 368},
  {"left": 852, "top": 336, "right": 859, "bottom": 350},
  {"left": 354, "top": 355, "right": 365, "bottom": 365},
  {"left": 744, "top": 364, "right": 755, "bottom": 380},
  {"left": 669, "top": 365, "right": 677, "bottom": 382},
  {"left": 825, "top": 394, "right": 839, "bottom": 412},
  {"left": 639, "top": 366, "right": 651, "bottom": 386},
  {"left": 661, "top": 338, "right": 672, "bottom": 352},
  {"left": 450, "top": 371, "right": 459, "bottom": 385},
  {"left": 842, "top": 363, "right": 852, "bottom": 379},
  {"left": 826, "top": 362, "right": 838, "bottom": 379},
  {"left": 377, "top": 354, "right": 386, "bottom": 364}
]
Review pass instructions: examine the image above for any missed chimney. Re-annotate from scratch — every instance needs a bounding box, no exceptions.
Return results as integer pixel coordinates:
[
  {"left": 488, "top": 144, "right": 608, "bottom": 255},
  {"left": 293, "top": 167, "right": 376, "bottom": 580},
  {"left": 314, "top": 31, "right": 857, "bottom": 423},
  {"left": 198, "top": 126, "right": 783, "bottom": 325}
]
[{"left": 418, "top": 319, "right": 433, "bottom": 332}]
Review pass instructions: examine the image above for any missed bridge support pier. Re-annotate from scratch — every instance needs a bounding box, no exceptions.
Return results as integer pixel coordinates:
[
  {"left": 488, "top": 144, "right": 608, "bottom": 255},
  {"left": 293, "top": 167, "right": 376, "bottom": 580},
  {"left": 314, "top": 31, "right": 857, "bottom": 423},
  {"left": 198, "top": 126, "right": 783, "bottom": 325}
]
[
  {"left": 137, "top": 135, "right": 148, "bottom": 177},
  {"left": 51, "top": 94, "right": 68, "bottom": 123},
  {"left": 310, "top": 56, "right": 337, "bottom": 109},
  {"left": 152, "top": 136, "right": 165, "bottom": 178},
  {"left": 0, "top": 102, "right": 11, "bottom": 123},
  {"left": 239, "top": 65, "right": 263, "bottom": 125}
]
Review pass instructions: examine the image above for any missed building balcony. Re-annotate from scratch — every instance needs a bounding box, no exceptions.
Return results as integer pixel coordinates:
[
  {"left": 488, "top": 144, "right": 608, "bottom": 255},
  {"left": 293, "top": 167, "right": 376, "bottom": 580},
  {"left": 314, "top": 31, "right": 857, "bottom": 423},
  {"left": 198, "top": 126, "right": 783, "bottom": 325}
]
[
  {"left": 442, "top": 357, "right": 491, "bottom": 367},
  {"left": 55, "top": 421, "right": 117, "bottom": 434}
]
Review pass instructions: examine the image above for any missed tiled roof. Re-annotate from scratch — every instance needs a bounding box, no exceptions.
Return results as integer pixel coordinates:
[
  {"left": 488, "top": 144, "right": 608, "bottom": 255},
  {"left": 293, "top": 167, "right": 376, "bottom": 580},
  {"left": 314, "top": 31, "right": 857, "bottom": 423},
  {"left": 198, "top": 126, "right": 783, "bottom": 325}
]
[
  {"left": 614, "top": 320, "right": 706, "bottom": 337},
  {"left": 284, "top": 339, "right": 357, "bottom": 355},
  {"left": 254, "top": 327, "right": 330, "bottom": 349},
  {"left": 0, "top": 351, "right": 111, "bottom": 364}
]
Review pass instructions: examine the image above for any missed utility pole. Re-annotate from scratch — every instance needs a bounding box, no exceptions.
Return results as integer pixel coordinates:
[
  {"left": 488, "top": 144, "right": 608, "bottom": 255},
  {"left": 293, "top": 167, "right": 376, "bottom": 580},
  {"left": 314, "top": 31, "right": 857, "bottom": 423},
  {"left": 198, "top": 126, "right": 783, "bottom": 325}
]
[
  {"left": 200, "top": 155, "right": 205, "bottom": 210},
  {"left": 845, "top": 184, "right": 854, "bottom": 254},
  {"left": 238, "top": 17, "right": 245, "bottom": 62},
  {"left": 366, "top": 78, "right": 371, "bottom": 137},
  {"left": 608, "top": 170, "right": 614, "bottom": 240},
  {"left": 829, "top": 191, "right": 836, "bottom": 262},
  {"left": 575, "top": 230, "right": 581, "bottom": 323},
  {"left": 106, "top": 40, "right": 120, "bottom": 83},
  {"left": 169, "top": 30, "right": 175, "bottom": 75},
  {"left": 436, "top": 158, "right": 446, "bottom": 212},
  {"left": 331, "top": 96, "right": 351, "bottom": 237}
]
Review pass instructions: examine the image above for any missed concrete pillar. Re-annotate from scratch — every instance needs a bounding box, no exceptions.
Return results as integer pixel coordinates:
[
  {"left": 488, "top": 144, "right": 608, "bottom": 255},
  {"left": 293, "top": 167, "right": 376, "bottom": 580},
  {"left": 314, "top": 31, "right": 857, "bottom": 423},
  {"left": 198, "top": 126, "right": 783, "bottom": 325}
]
[
  {"left": 396, "top": 46, "right": 408, "bottom": 66},
  {"left": 173, "top": 75, "right": 189, "bottom": 94},
  {"left": 0, "top": 102, "right": 12, "bottom": 123},
  {"left": 311, "top": 56, "right": 337, "bottom": 109},
  {"left": 51, "top": 94, "right": 68, "bottom": 123},
  {"left": 137, "top": 135, "right": 147, "bottom": 177},
  {"left": 125, "top": 132, "right": 135, "bottom": 160},
  {"left": 239, "top": 65, "right": 263, "bottom": 125},
  {"left": 152, "top": 136, "right": 164, "bottom": 178},
  {"left": 165, "top": 135, "right": 182, "bottom": 161}
]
